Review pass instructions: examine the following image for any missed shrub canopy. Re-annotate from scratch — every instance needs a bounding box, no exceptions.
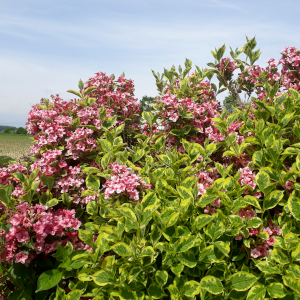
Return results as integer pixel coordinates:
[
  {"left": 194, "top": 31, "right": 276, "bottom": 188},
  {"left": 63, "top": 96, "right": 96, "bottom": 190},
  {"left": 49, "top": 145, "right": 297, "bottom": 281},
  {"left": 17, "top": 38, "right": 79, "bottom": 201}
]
[{"left": 1, "top": 38, "right": 300, "bottom": 299}]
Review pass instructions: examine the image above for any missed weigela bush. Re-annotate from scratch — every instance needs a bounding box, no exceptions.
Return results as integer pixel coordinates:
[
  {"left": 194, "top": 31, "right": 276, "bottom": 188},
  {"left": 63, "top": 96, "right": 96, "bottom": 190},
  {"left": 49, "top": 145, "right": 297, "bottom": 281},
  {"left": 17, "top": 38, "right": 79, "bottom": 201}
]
[{"left": 2, "top": 37, "right": 300, "bottom": 299}]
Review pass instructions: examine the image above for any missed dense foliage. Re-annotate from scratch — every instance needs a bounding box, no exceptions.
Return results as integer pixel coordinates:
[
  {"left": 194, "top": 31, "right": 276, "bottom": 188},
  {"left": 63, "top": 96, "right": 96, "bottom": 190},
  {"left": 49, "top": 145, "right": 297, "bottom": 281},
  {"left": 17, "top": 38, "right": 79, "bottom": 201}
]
[{"left": 2, "top": 37, "right": 300, "bottom": 299}]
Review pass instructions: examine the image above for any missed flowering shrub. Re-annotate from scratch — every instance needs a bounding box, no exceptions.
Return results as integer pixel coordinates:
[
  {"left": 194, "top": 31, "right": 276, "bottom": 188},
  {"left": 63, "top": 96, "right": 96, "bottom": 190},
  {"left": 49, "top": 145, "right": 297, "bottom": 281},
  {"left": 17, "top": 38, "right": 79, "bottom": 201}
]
[{"left": 2, "top": 38, "right": 300, "bottom": 299}]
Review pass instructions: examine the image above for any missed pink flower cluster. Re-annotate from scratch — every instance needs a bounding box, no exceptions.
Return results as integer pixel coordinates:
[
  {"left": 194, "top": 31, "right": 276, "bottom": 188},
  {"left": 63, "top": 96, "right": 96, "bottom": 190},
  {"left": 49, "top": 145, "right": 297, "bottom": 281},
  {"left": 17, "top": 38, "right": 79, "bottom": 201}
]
[
  {"left": 0, "top": 72, "right": 142, "bottom": 206},
  {"left": 236, "top": 46, "right": 300, "bottom": 104},
  {"left": 215, "top": 57, "right": 237, "bottom": 80},
  {"left": 251, "top": 221, "right": 282, "bottom": 258},
  {"left": 236, "top": 215, "right": 282, "bottom": 259},
  {"left": 83, "top": 72, "right": 141, "bottom": 133},
  {"left": 0, "top": 163, "right": 27, "bottom": 186},
  {"left": 203, "top": 198, "right": 221, "bottom": 215},
  {"left": 0, "top": 203, "right": 82, "bottom": 265},
  {"left": 238, "top": 167, "right": 256, "bottom": 190},
  {"left": 155, "top": 78, "right": 222, "bottom": 147},
  {"left": 104, "top": 162, "right": 151, "bottom": 201},
  {"left": 281, "top": 46, "right": 300, "bottom": 91},
  {"left": 237, "top": 206, "right": 257, "bottom": 220}
]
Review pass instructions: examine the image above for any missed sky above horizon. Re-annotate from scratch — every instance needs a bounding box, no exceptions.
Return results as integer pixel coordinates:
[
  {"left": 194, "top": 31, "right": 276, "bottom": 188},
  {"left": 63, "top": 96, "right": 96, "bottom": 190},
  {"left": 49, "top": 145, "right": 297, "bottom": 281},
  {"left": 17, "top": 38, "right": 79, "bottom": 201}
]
[{"left": 1, "top": 0, "right": 300, "bottom": 127}]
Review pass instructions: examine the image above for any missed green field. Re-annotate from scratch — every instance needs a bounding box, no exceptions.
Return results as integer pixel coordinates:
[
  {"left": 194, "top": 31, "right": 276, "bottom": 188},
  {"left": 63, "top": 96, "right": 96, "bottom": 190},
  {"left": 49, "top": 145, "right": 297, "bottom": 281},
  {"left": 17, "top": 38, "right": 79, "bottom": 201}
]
[{"left": 0, "top": 133, "right": 33, "bottom": 160}]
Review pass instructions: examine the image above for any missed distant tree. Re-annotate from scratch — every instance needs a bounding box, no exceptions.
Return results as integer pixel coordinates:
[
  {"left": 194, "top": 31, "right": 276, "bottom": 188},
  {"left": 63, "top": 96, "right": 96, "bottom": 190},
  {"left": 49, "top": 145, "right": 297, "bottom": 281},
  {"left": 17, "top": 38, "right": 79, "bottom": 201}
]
[
  {"left": 16, "top": 127, "right": 27, "bottom": 134},
  {"left": 139, "top": 96, "right": 156, "bottom": 115},
  {"left": 223, "top": 95, "right": 240, "bottom": 114},
  {"left": 2, "top": 127, "right": 16, "bottom": 134}
]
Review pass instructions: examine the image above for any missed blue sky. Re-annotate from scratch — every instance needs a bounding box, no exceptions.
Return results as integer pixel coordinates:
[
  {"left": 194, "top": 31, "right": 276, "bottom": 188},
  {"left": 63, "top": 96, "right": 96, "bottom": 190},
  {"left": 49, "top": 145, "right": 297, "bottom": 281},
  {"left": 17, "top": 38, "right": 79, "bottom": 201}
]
[{"left": 1, "top": 0, "right": 300, "bottom": 127}]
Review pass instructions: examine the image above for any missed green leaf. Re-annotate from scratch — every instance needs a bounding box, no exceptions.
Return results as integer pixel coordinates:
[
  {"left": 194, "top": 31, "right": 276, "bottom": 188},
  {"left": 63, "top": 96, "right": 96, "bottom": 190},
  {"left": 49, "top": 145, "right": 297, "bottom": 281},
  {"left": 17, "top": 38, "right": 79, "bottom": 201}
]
[
  {"left": 0, "top": 185, "right": 14, "bottom": 209},
  {"left": 246, "top": 283, "right": 266, "bottom": 300},
  {"left": 150, "top": 224, "right": 161, "bottom": 246},
  {"left": 201, "top": 276, "right": 223, "bottom": 295},
  {"left": 141, "top": 192, "right": 157, "bottom": 210},
  {"left": 180, "top": 78, "right": 189, "bottom": 92},
  {"left": 279, "top": 112, "right": 295, "bottom": 128},
  {"left": 184, "top": 281, "right": 201, "bottom": 297},
  {"left": 78, "top": 230, "right": 93, "bottom": 247},
  {"left": 286, "top": 264, "right": 300, "bottom": 279},
  {"left": 101, "top": 151, "right": 112, "bottom": 169},
  {"left": 102, "top": 117, "right": 117, "bottom": 130},
  {"left": 171, "top": 263, "right": 184, "bottom": 277},
  {"left": 155, "top": 270, "right": 168, "bottom": 286},
  {"left": 99, "top": 108, "right": 107, "bottom": 120},
  {"left": 252, "top": 151, "right": 265, "bottom": 167},
  {"left": 52, "top": 242, "right": 73, "bottom": 262},
  {"left": 86, "top": 201, "right": 98, "bottom": 215},
  {"left": 40, "top": 175, "right": 55, "bottom": 191},
  {"left": 54, "top": 286, "right": 66, "bottom": 300},
  {"left": 197, "top": 193, "right": 218, "bottom": 207},
  {"left": 111, "top": 242, "right": 133, "bottom": 256},
  {"left": 291, "top": 243, "right": 300, "bottom": 261},
  {"left": 143, "top": 111, "right": 154, "bottom": 126},
  {"left": 174, "top": 236, "right": 197, "bottom": 253},
  {"left": 255, "top": 261, "right": 279, "bottom": 275},
  {"left": 247, "top": 217, "right": 263, "bottom": 228},
  {"left": 231, "top": 272, "right": 257, "bottom": 291},
  {"left": 177, "top": 251, "right": 197, "bottom": 268},
  {"left": 66, "top": 290, "right": 84, "bottom": 300},
  {"left": 13, "top": 172, "right": 28, "bottom": 184},
  {"left": 141, "top": 204, "right": 159, "bottom": 227},
  {"left": 282, "top": 147, "right": 300, "bottom": 155},
  {"left": 283, "top": 276, "right": 300, "bottom": 296},
  {"left": 117, "top": 207, "right": 137, "bottom": 221},
  {"left": 0, "top": 155, "right": 13, "bottom": 163},
  {"left": 177, "top": 186, "right": 193, "bottom": 200},
  {"left": 288, "top": 195, "right": 300, "bottom": 220},
  {"left": 204, "top": 221, "right": 225, "bottom": 241},
  {"left": 99, "top": 139, "right": 112, "bottom": 152},
  {"left": 87, "top": 97, "right": 96, "bottom": 106},
  {"left": 86, "top": 174, "right": 100, "bottom": 191},
  {"left": 256, "top": 170, "right": 271, "bottom": 194},
  {"left": 133, "top": 149, "right": 145, "bottom": 163},
  {"left": 67, "top": 89, "right": 81, "bottom": 98},
  {"left": 78, "top": 79, "right": 84, "bottom": 90},
  {"left": 92, "top": 270, "right": 115, "bottom": 286},
  {"left": 264, "top": 190, "right": 284, "bottom": 210},
  {"left": 165, "top": 212, "right": 180, "bottom": 228},
  {"left": 148, "top": 283, "right": 166, "bottom": 299},
  {"left": 271, "top": 248, "right": 290, "bottom": 264},
  {"left": 193, "top": 214, "right": 213, "bottom": 229},
  {"left": 214, "top": 241, "right": 230, "bottom": 256},
  {"left": 244, "top": 195, "right": 261, "bottom": 210},
  {"left": 140, "top": 246, "right": 155, "bottom": 257},
  {"left": 226, "top": 112, "right": 240, "bottom": 127},
  {"left": 46, "top": 198, "right": 59, "bottom": 208},
  {"left": 83, "top": 86, "right": 97, "bottom": 97},
  {"left": 36, "top": 269, "right": 62, "bottom": 292},
  {"left": 181, "top": 176, "right": 197, "bottom": 189},
  {"left": 267, "top": 282, "right": 287, "bottom": 298},
  {"left": 128, "top": 267, "right": 142, "bottom": 283},
  {"left": 158, "top": 154, "right": 172, "bottom": 165}
]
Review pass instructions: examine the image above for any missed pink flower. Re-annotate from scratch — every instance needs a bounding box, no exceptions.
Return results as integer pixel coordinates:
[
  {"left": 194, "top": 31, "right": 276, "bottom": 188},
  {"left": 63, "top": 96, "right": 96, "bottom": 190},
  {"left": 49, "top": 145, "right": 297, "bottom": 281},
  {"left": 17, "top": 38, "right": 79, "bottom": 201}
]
[
  {"left": 249, "top": 228, "right": 259, "bottom": 236},
  {"left": 238, "top": 167, "right": 256, "bottom": 190},
  {"left": 15, "top": 231, "right": 29, "bottom": 243},
  {"left": 15, "top": 252, "right": 28, "bottom": 264},
  {"left": 103, "top": 162, "right": 150, "bottom": 201},
  {"left": 235, "top": 233, "right": 243, "bottom": 240},
  {"left": 250, "top": 247, "right": 261, "bottom": 258},
  {"left": 285, "top": 180, "right": 293, "bottom": 190},
  {"left": 263, "top": 227, "right": 273, "bottom": 236},
  {"left": 238, "top": 206, "right": 257, "bottom": 220}
]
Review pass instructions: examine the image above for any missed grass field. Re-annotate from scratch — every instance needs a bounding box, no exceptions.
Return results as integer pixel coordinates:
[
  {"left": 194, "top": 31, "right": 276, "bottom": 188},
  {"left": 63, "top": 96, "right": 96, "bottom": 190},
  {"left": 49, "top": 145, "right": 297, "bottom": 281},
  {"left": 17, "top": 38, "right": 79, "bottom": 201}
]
[{"left": 0, "top": 133, "right": 33, "bottom": 160}]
